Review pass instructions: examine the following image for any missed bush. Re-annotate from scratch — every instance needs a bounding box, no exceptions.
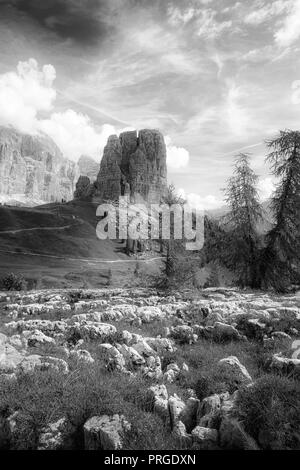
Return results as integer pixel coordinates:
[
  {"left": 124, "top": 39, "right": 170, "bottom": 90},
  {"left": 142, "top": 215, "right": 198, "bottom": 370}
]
[
  {"left": 0, "top": 366, "right": 179, "bottom": 450},
  {"left": 236, "top": 374, "right": 300, "bottom": 450},
  {"left": 0, "top": 273, "right": 26, "bottom": 291},
  {"left": 194, "top": 370, "right": 242, "bottom": 400}
]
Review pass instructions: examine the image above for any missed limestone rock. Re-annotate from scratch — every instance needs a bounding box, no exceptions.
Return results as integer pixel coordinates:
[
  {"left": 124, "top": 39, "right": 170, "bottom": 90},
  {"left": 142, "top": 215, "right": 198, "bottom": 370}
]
[
  {"left": 172, "top": 421, "right": 192, "bottom": 446},
  {"left": 84, "top": 414, "right": 131, "bottom": 450},
  {"left": 168, "top": 394, "right": 185, "bottom": 429},
  {"left": 179, "top": 397, "right": 200, "bottom": 432},
  {"left": 26, "top": 330, "right": 55, "bottom": 348},
  {"left": 69, "top": 349, "right": 94, "bottom": 364},
  {"left": 78, "top": 155, "right": 99, "bottom": 182},
  {"left": 217, "top": 356, "right": 253, "bottom": 386},
  {"left": 147, "top": 384, "right": 169, "bottom": 420},
  {"left": 0, "top": 126, "right": 78, "bottom": 205},
  {"left": 171, "top": 325, "right": 197, "bottom": 344},
  {"left": 0, "top": 341, "right": 24, "bottom": 373},
  {"left": 191, "top": 426, "right": 219, "bottom": 450},
  {"left": 212, "top": 322, "right": 244, "bottom": 341},
  {"left": 269, "top": 354, "right": 300, "bottom": 376},
  {"left": 197, "top": 394, "right": 222, "bottom": 428},
  {"left": 38, "top": 417, "right": 76, "bottom": 450},
  {"left": 74, "top": 175, "right": 93, "bottom": 200},
  {"left": 94, "top": 129, "right": 167, "bottom": 204}
]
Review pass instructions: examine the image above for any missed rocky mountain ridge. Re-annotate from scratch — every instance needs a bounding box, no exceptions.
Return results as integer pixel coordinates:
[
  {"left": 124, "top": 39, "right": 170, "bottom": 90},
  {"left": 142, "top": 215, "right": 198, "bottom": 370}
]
[
  {"left": 0, "top": 126, "right": 79, "bottom": 206},
  {"left": 75, "top": 129, "right": 168, "bottom": 204}
]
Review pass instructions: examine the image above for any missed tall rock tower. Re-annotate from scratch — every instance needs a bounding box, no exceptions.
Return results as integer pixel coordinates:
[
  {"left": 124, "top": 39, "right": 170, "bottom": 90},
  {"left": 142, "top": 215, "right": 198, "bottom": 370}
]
[{"left": 94, "top": 129, "right": 167, "bottom": 204}]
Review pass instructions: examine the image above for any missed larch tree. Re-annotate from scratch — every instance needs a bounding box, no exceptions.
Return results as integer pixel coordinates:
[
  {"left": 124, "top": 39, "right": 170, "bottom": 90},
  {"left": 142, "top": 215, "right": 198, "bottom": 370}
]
[
  {"left": 258, "top": 130, "right": 300, "bottom": 292},
  {"left": 224, "top": 153, "right": 263, "bottom": 288}
]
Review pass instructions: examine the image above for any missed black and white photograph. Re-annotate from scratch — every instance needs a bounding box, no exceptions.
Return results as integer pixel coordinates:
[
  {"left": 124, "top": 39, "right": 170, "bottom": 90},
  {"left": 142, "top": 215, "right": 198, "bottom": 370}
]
[{"left": 0, "top": 0, "right": 299, "bottom": 455}]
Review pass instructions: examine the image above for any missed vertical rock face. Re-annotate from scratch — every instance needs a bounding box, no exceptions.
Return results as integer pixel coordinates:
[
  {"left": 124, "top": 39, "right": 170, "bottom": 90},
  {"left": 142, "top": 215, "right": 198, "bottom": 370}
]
[
  {"left": 78, "top": 155, "right": 99, "bottom": 182},
  {"left": 74, "top": 175, "right": 94, "bottom": 200},
  {"left": 94, "top": 129, "right": 167, "bottom": 203},
  {"left": 0, "top": 127, "right": 78, "bottom": 206}
]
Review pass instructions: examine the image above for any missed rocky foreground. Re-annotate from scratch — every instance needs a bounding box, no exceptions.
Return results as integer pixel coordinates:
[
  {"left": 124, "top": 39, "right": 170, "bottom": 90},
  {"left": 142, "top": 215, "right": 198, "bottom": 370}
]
[{"left": 0, "top": 287, "right": 299, "bottom": 450}]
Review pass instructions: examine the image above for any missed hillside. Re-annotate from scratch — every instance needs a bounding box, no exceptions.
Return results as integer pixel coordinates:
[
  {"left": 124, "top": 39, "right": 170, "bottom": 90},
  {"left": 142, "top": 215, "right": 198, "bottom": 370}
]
[{"left": 0, "top": 200, "right": 159, "bottom": 289}]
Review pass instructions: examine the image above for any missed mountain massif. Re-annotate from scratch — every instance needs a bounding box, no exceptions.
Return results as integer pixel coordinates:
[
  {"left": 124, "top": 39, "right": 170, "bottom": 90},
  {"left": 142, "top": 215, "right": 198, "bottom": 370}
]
[
  {"left": 75, "top": 129, "right": 168, "bottom": 204},
  {"left": 0, "top": 127, "right": 167, "bottom": 207},
  {"left": 0, "top": 127, "right": 79, "bottom": 206}
]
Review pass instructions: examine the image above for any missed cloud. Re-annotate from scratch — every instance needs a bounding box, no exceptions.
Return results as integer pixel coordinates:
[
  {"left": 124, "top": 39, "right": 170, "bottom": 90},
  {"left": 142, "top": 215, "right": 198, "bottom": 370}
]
[
  {"left": 0, "top": 58, "right": 56, "bottom": 133},
  {"left": 167, "top": 6, "right": 197, "bottom": 26},
  {"left": 39, "top": 112, "right": 116, "bottom": 162},
  {"left": 4, "top": 0, "right": 111, "bottom": 45},
  {"left": 178, "top": 188, "right": 223, "bottom": 210},
  {"left": 257, "top": 177, "right": 275, "bottom": 201},
  {"left": 167, "top": 5, "right": 232, "bottom": 40},
  {"left": 0, "top": 58, "right": 192, "bottom": 164},
  {"left": 225, "top": 82, "right": 249, "bottom": 137},
  {"left": 244, "top": 1, "right": 290, "bottom": 26},
  {"left": 275, "top": 0, "right": 300, "bottom": 47},
  {"left": 291, "top": 80, "right": 300, "bottom": 104},
  {"left": 0, "top": 58, "right": 120, "bottom": 160},
  {"left": 165, "top": 136, "right": 190, "bottom": 170},
  {"left": 197, "top": 9, "right": 232, "bottom": 39}
]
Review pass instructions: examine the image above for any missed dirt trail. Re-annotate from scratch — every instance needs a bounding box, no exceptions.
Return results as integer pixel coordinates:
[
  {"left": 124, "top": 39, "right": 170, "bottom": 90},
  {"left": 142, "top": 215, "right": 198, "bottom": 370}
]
[
  {"left": 0, "top": 224, "right": 78, "bottom": 235},
  {"left": 0, "top": 248, "right": 164, "bottom": 264}
]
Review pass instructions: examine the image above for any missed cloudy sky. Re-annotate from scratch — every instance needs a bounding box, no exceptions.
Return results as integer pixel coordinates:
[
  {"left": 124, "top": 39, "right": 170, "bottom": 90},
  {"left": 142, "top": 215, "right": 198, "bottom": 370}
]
[{"left": 0, "top": 0, "right": 300, "bottom": 208}]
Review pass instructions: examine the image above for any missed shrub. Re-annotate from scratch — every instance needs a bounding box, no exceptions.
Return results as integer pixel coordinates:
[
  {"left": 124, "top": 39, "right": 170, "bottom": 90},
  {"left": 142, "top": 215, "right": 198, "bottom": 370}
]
[
  {"left": 0, "top": 273, "right": 26, "bottom": 291},
  {"left": 0, "top": 365, "right": 180, "bottom": 450},
  {"left": 194, "top": 370, "right": 242, "bottom": 400},
  {"left": 236, "top": 374, "right": 300, "bottom": 450}
]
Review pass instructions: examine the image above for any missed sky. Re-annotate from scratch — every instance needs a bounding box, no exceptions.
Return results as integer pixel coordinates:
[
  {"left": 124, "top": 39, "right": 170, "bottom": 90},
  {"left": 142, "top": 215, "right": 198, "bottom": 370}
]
[{"left": 0, "top": 0, "right": 300, "bottom": 209}]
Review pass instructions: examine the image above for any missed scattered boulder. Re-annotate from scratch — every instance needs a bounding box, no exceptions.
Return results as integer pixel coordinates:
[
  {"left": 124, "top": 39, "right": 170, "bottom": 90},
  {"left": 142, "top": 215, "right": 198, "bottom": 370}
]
[
  {"left": 191, "top": 426, "right": 219, "bottom": 450},
  {"left": 197, "top": 394, "right": 222, "bottom": 428},
  {"left": 211, "top": 322, "right": 244, "bottom": 341},
  {"left": 38, "top": 418, "right": 76, "bottom": 450},
  {"left": 69, "top": 349, "right": 94, "bottom": 364},
  {"left": 217, "top": 356, "right": 253, "bottom": 386},
  {"left": 84, "top": 415, "right": 131, "bottom": 450},
  {"left": 269, "top": 354, "right": 300, "bottom": 376},
  {"left": 26, "top": 330, "right": 56, "bottom": 348},
  {"left": 168, "top": 394, "right": 185, "bottom": 429},
  {"left": 0, "top": 342, "right": 24, "bottom": 373},
  {"left": 171, "top": 325, "right": 197, "bottom": 344},
  {"left": 172, "top": 421, "right": 192, "bottom": 446},
  {"left": 147, "top": 384, "right": 169, "bottom": 420}
]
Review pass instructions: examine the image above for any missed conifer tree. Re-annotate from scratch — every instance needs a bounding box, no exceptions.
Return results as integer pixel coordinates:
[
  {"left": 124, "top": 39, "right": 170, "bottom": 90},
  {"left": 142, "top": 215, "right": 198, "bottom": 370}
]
[
  {"left": 259, "top": 130, "right": 300, "bottom": 291},
  {"left": 224, "top": 153, "right": 263, "bottom": 287}
]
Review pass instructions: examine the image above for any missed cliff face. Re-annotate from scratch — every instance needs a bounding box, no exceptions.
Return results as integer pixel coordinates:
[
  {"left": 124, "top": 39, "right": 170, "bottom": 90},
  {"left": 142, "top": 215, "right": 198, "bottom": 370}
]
[
  {"left": 94, "top": 129, "right": 167, "bottom": 204},
  {"left": 0, "top": 127, "right": 78, "bottom": 206},
  {"left": 78, "top": 155, "right": 99, "bottom": 182}
]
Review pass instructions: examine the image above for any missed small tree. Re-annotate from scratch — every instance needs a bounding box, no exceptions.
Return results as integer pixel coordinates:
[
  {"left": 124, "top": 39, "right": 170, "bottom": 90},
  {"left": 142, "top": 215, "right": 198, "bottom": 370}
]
[
  {"left": 160, "top": 184, "right": 186, "bottom": 283},
  {"left": 259, "top": 130, "right": 300, "bottom": 291},
  {"left": 224, "top": 153, "right": 263, "bottom": 288}
]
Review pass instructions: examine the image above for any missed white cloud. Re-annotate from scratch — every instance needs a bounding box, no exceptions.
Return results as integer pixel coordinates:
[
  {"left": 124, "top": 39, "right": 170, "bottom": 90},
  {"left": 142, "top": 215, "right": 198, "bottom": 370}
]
[
  {"left": 0, "top": 59, "right": 121, "bottom": 161},
  {"left": 197, "top": 10, "right": 232, "bottom": 39},
  {"left": 257, "top": 177, "right": 275, "bottom": 201},
  {"left": 167, "top": 6, "right": 196, "bottom": 26},
  {"left": 275, "top": 0, "right": 300, "bottom": 47},
  {"left": 0, "top": 58, "right": 56, "bottom": 133},
  {"left": 39, "top": 112, "right": 117, "bottom": 162},
  {"left": 178, "top": 188, "right": 223, "bottom": 210},
  {"left": 165, "top": 136, "right": 190, "bottom": 170},
  {"left": 291, "top": 80, "right": 300, "bottom": 104},
  {"left": 244, "top": 0, "right": 290, "bottom": 25},
  {"left": 225, "top": 82, "right": 249, "bottom": 137},
  {"left": 167, "top": 6, "right": 232, "bottom": 40}
]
